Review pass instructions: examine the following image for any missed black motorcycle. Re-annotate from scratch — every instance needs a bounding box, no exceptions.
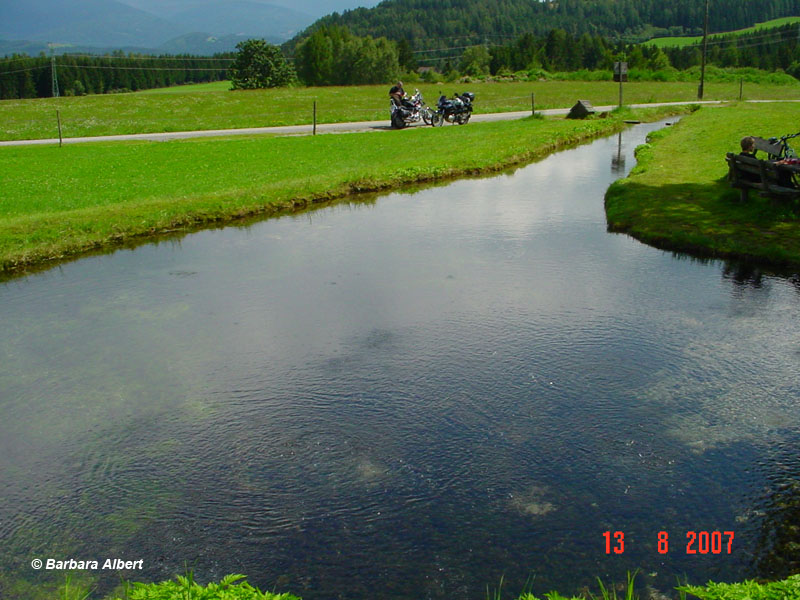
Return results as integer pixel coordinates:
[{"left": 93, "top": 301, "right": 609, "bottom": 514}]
[
  {"left": 765, "top": 131, "right": 800, "bottom": 161},
  {"left": 390, "top": 89, "right": 434, "bottom": 129},
  {"left": 432, "top": 92, "right": 474, "bottom": 126}
]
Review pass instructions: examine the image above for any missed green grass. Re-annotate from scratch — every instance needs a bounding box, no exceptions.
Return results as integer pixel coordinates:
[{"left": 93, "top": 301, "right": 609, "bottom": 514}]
[
  {"left": 646, "top": 17, "right": 800, "bottom": 48},
  {"left": 605, "top": 101, "right": 800, "bottom": 266},
  {"left": 0, "top": 106, "right": 685, "bottom": 273},
  {"left": 44, "top": 571, "right": 800, "bottom": 600},
  {"left": 135, "top": 81, "right": 231, "bottom": 94},
  {"left": 678, "top": 574, "right": 800, "bottom": 599},
  {"left": 106, "top": 573, "right": 299, "bottom": 600},
  {"left": 1, "top": 80, "right": 797, "bottom": 141}
]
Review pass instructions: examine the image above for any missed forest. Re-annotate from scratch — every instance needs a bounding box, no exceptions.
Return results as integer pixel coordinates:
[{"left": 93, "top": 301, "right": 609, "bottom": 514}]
[
  {"left": 0, "top": 53, "right": 231, "bottom": 100},
  {"left": 1, "top": 0, "right": 799, "bottom": 98},
  {"left": 299, "top": 0, "right": 800, "bottom": 49},
  {"left": 485, "top": 23, "right": 800, "bottom": 76}
]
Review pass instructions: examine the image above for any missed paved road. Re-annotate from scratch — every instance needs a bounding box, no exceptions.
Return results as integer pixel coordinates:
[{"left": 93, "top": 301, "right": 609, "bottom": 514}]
[{"left": 0, "top": 100, "right": 749, "bottom": 147}]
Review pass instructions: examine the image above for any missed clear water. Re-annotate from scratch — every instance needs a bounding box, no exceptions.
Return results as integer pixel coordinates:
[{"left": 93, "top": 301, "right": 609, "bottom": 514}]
[{"left": 2, "top": 121, "right": 800, "bottom": 599}]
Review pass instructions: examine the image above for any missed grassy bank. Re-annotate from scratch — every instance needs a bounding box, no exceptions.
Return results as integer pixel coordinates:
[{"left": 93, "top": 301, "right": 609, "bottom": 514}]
[
  {"left": 2, "top": 80, "right": 795, "bottom": 141},
  {"left": 0, "top": 107, "right": 685, "bottom": 274},
  {"left": 46, "top": 571, "right": 800, "bottom": 600},
  {"left": 604, "top": 102, "right": 800, "bottom": 268}
]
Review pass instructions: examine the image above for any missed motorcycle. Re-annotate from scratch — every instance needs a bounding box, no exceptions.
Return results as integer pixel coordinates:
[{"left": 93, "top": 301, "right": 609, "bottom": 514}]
[
  {"left": 765, "top": 131, "right": 800, "bottom": 161},
  {"left": 390, "top": 89, "right": 435, "bottom": 129},
  {"left": 432, "top": 92, "right": 474, "bottom": 126}
]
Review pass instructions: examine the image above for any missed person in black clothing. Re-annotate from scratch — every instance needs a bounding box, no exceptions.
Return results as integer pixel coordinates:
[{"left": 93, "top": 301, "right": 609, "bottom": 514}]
[
  {"left": 738, "top": 136, "right": 761, "bottom": 183},
  {"left": 389, "top": 81, "right": 407, "bottom": 106},
  {"left": 740, "top": 136, "right": 757, "bottom": 157}
]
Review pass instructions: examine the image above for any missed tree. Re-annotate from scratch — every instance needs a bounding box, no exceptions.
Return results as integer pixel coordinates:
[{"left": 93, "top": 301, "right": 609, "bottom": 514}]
[
  {"left": 460, "top": 46, "right": 491, "bottom": 77},
  {"left": 230, "top": 39, "right": 295, "bottom": 89},
  {"left": 397, "top": 38, "right": 417, "bottom": 71},
  {"left": 295, "top": 26, "right": 400, "bottom": 85}
]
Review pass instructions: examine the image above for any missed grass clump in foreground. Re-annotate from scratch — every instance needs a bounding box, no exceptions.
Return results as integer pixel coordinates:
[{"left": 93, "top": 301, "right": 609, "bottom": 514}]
[
  {"left": 107, "top": 573, "right": 299, "bottom": 600},
  {"left": 50, "top": 571, "right": 800, "bottom": 600},
  {"left": 678, "top": 574, "right": 800, "bottom": 599},
  {"left": 605, "top": 101, "right": 800, "bottom": 268},
  {"left": 0, "top": 106, "right": 683, "bottom": 274}
]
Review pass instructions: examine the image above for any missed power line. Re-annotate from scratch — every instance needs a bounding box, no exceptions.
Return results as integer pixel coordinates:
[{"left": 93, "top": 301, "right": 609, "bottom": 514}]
[
  {"left": 56, "top": 53, "right": 237, "bottom": 62},
  {"left": 60, "top": 64, "right": 228, "bottom": 71},
  {"left": 0, "top": 65, "right": 50, "bottom": 75}
]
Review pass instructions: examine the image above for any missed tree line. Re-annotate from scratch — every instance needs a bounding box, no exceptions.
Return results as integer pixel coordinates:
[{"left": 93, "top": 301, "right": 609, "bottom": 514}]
[
  {"left": 298, "top": 0, "right": 800, "bottom": 50},
  {"left": 0, "top": 53, "right": 231, "bottom": 100},
  {"left": 2, "top": 20, "right": 799, "bottom": 99},
  {"left": 485, "top": 23, "right": 800, "bottom": 77}
]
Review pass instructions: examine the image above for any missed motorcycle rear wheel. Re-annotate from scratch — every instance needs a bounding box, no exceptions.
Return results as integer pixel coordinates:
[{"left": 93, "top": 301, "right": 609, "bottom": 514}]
[{"left": 391, "top": 112, "right": 407, "bottom": 129}]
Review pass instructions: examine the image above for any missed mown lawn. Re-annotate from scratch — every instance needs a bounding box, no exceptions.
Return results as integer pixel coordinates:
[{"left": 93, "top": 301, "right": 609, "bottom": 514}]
[
  {"left": 1, "top": 79, "right": 796, "bottom": 141},
  {"left": 605, "top": 101, "right": 800, "bottom": 267},
  {"left": 0, "top": 106, "right": 685, "bottom": 273}
]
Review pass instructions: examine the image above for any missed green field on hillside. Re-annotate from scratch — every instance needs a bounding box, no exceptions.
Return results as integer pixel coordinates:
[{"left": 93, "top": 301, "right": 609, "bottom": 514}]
[
  {"left": 136, "top": 81, "right": 231, "bottom": 94},
  {"left": 646, "top": 16, "right": 800, "bottom": 48},
  {"left": 1, "top": 79, "right": 798, "bottom": 141}
]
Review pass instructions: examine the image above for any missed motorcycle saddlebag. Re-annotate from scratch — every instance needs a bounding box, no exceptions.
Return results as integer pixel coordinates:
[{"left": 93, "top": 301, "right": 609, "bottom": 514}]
[{"left": 461, "top": 92, "right": 475, "bottom": 102}]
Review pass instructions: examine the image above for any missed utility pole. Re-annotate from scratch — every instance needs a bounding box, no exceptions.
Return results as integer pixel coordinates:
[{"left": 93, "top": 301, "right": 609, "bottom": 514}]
[
  {"left": 698, "top": 0, "right": 709, "bottom": 99},
  {"left": 49, "top": 44, "right": 59, "bottom": 98}
]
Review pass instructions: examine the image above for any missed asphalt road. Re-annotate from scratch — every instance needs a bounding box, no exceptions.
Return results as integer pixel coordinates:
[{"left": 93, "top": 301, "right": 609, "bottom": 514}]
[{"left": 0, "top": 100, "right": 737, "bottom": 147}]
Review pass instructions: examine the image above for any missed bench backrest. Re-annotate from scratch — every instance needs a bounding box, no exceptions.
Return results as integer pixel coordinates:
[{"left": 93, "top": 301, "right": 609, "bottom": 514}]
[
  {"left": 726, "top": 152, "right": 797, "bottom": 192},
  {"left": 753, "top": 136, "right": 783, "bottom": 157}
]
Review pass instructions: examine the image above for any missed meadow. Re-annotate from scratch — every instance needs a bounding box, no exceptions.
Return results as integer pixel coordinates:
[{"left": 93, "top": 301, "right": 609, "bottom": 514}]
[
  {"left": 1, "top": 79, "right": 798, "bottom": 141},
  {"left": 0, "top": 106, "right": 686, "bottom": 273},
  {"left": 645, "top": 16, "right": 800, "bottom": 48},
  {"left": 605, "top": 101, "right": 800, "bottom": 266}
]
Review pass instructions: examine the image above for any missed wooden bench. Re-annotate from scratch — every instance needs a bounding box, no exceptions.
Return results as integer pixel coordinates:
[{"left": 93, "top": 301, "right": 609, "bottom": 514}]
[{"left": 725, "top": 152, "right": 800, "bottom": 203}]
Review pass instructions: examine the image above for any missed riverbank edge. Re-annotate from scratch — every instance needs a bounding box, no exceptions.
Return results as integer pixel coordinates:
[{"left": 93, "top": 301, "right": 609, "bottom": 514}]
[
  {"left": 44, "top": 570, "right": 800, "bottom": 600},
  {"left": 604, "top": 104, "right": 800, "bottom": 271},
  {"left": 0, "top": 107, "right": 688, "bottom": 278}
]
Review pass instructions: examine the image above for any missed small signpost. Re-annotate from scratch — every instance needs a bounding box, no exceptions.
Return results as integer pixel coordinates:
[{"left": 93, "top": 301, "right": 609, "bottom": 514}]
[{"left": 613, "top": 61, "right": 627, "bottom": 108}]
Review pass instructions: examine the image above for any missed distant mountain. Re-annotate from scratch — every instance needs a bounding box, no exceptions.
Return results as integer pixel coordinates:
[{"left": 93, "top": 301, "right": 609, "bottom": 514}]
[
  {"left": 0, "top": 0, "right": 182, "bottom": 48},
  {"left": 0, "top": 0, "right": 319, "bottom": 54},
  {"left": 0, "top": 33, "right": 269, "bottom": 57},
  {"left": 119, "top": 0, "right": 381, "bottom": 21},
  {"left": 158, "top": 32, "right": 262, "bottom": 54},
  {"left": 169, "top": 1, "right": 313, "bottom": 39}
]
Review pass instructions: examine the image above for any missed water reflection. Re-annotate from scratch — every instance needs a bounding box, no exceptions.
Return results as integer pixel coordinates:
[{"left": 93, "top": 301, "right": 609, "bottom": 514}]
[
  {"left": 2, "top": 120, "right": 800, "bottom": 600},
  {"left": 753, "top": 433, "right": 800, "bottom": 579},
  {"left": 611, "top": 131, "right": 626, "bottom": 173},
  {"left": 722, "top": 262, "right": 768, "bottom": 288}
]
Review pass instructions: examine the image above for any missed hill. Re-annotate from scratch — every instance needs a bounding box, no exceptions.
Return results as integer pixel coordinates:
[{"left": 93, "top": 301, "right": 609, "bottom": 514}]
[
  {"left": 646, "top": 16, "right": 800, "bottom": 47},
  {"left": 169, "top": 1, "right": 312, "bottom": 40},
  {"left": 0, "top": 0, "right": 315, "bottom": 54},
  {"left": 291, "top": 0, "right": 800, "bottom": 48},
  {"left": 0, "top": 34, "right": 266, "bottom": 58},
  {"left": 0, "top": 0, "right": 182, "bottom": 48}
]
